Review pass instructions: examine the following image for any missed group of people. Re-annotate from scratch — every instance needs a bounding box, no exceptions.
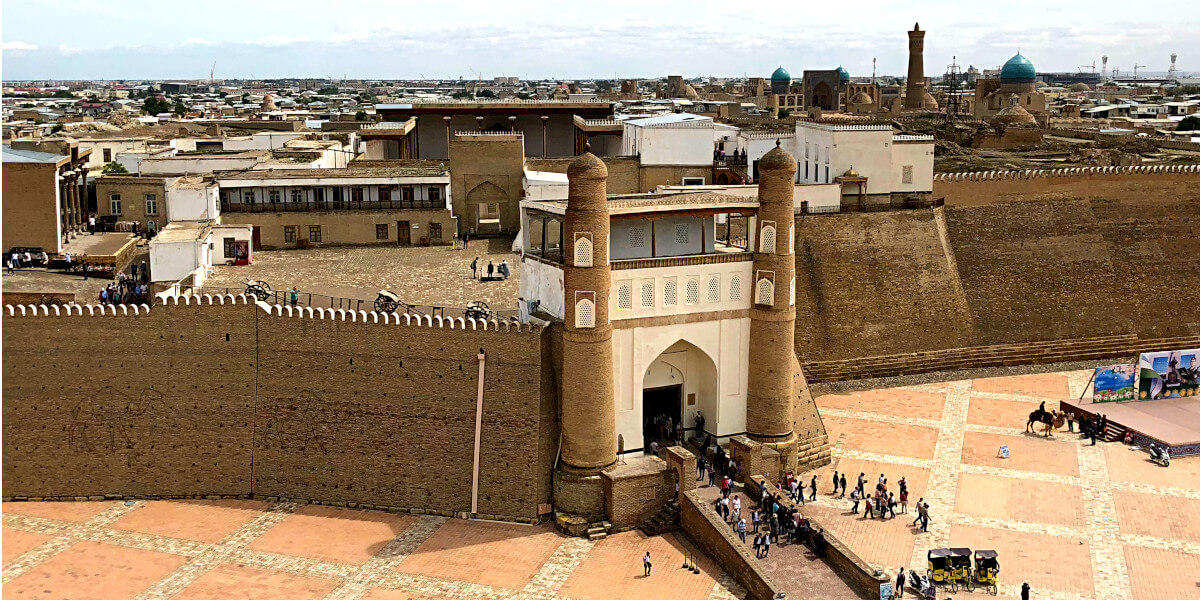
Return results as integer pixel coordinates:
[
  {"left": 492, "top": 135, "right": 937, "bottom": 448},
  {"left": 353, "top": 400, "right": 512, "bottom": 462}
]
[
  {"left": 846, "top": 472, "right": 922, "bottom": 527},
  {"left": 713, "top": 148, "right": 747, "bottom": 164},
  {"left": 7, "top": 250, "right": 49, "bottom": 273},
  {"left": 469, "top": 257, "right": 510, "bottom": 281},
  {"left": 695, "top": 433, "right": 736, "bottom": 487},
  {"left": 99, "top": 267, "right": 150, "bottom": 306},
  {"left": 711, "top": 475, "right": 829, "bottom": 561}
]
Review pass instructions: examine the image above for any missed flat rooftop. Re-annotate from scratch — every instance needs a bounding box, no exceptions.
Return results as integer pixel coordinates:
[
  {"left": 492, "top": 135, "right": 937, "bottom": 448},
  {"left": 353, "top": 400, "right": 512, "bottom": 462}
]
[
  {"left": 524, "top": 192, "right": 760, "bottom": 216},
  {"left": 59, "top": 233, "right": 138, "bottom": 257},
  {"left": 218, "top": 163, "right": 447, "bottom": 180}
]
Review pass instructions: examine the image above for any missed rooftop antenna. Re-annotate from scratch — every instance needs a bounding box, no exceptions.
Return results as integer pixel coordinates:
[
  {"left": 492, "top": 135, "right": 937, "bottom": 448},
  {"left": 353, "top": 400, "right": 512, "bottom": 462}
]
[{"left": 944, "top": 55, "right": 961, "bottom": 123}]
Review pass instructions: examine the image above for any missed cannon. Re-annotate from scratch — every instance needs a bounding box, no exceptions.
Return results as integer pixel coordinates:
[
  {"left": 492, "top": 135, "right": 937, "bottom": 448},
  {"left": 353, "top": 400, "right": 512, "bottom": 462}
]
[
  {"left": 242, "top": 279, "right": 272, "bottom": 302},
  {"left": 374, "top": 290, "right": 401, "bottom": 314}
]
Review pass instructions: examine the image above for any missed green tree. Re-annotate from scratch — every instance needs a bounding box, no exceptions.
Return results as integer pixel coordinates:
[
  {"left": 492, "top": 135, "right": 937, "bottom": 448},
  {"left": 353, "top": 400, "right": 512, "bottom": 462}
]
[
  {"left": 52, "top": 89, "right": 75, "bottom": 98},
  {"left": 1178, "top": 116, "right": 1200, "bottom": 131},
  {"left": 143, "top": 96, "right": 170, "bottom": 115},
  {"left": 102, "top": 162, "right": 128, "bottom": 174},
  {"left": 777, "top": 108, "right": 791, "bottom": 119},
  {"left": 173, "top": 100, "right": 187, "bottom": 115},
  {"left": 318, "top": 86, "right": 339, "bottom": 95},
  {"left": 477, "top": 89, "right": 496, "bottom": 98},
  {"left": 354, "top": 110, "right": 367, "bottom": 121}
]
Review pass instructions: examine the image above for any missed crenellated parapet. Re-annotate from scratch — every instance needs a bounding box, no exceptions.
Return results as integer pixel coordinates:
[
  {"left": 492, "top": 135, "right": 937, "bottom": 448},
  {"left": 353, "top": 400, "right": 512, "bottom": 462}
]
[
  {"left": 5, "top": 302, "right": 152, "bottom": 317},
  {"left": 933, "top": 163, "right": 1200, "bottom": 182}
]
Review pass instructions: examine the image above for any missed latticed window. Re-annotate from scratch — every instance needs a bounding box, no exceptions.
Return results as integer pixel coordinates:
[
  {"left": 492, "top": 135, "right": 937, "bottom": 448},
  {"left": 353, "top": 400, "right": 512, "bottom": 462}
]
[
  {"left": 756, "top": 279, "right": 774, "bottom": 306},
  {"left": 641, "top": 282, "right": 654, "bottom": 308},
  {"left": 629, "top": 226, "right": 646, "bottom": 248},
  {"left": 707, "top": 276, "right": 720, "bottom": 302},
  {"left": 675, "top": 223, "right": 690, "bottom": 244},
  {"left": 664, "top": 280, "right": 678, "bottom": 306},
  {"left": 790, "top": 277, "right": 796, "bottom": 306},
  {"left": 618, "top": 284, "right": 632, "bottom": 310},
  {"left": 760, "top": 223, "right": 777, "bottom": 254},
  {"left": 789, "top": 224, "right": 795, "bottom": 254},
  {"left": 574, "top": 236, "right": 593, "bottom": 267},
  {"left": 730, "top": 276, "right": 742, "bottom": 301},
  {"left": 575, "top": 298, "right": 595, "bottom": 328},
  {"left": 686, "top": 280, "right": 699, "bottom": 305}
]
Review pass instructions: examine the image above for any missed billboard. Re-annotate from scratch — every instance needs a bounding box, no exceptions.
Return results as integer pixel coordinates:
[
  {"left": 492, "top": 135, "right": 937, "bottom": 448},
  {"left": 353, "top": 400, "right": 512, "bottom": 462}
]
[
  {"left": 1137, "top": 349, "right": 1200, "bottom": 400},
  {"left": 1092, "top": 364, "right": 1136, "bottom": 403}
]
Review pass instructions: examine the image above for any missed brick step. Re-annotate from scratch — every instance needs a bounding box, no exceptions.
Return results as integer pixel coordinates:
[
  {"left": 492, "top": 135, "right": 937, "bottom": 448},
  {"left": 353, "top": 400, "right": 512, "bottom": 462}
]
[{"left": 587, "top": 531, "right": 607, "bottom": 541}]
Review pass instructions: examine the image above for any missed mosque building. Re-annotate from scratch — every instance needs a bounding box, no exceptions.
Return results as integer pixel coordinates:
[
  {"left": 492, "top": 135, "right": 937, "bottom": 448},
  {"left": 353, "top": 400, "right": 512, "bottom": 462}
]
[{"left": 974, "top": 53, "right": 1049, "bottom": 126}]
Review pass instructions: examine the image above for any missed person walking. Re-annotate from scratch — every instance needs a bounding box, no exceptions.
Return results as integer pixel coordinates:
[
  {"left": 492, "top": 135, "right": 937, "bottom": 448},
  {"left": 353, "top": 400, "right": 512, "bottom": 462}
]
[
  {"left": 839, "top": 473, "right": 848, "bottom": 498},
  {"left": 895, "top": 567, "right": 906, "bottom": 598},
  {"left": 1020, "top": 582, "right": 1030, "bottom": 600},
  {"left": 761, "top": 531, "right": 771, "bottom": 557},
  {"left": 858, "top": 472, "right": 866, "bottom": 495},
  {"left": 752, "top": 508, "right": 761, "bottom": 533},
  {"left": 795, "top": 478, "right": 804, "bottom": 505},
  {"left": 708, "top": 463, "right": 717, "bottom": 487},
  {"left": 696, "top": 455, "right": 707, "bottom": 481},
  {"left": 810, "top": 475, "right": 818, "bottom": 502},
  {"left": 888, "top": 492, "right": 897, "bottom": 519},
  {"left": 753, "top": 533, "right": 762, "bottom": 557},
  {"left": 732, "top": 495, "right": 742, "bottom": 523},
  {"left": 721, "top": 475, "right": 732, "bottom": 499},
  {"left": 643, "top": 552, "right": 652, "bottom": 577},
  {"left": 920, "top": 503, "right": 931, "bottom": 532},
  {"left": 850, "top": 488, "right": 861, "bottom": 514},
  {"left": 832, "top": 470, "right": 840, "bottom": 496},
  {"left": 900, "top": 487, "right": 909, "bottom": 514},
  {"left": 737, "top": 518, "right": 747, "bottom": 543},
  {"left": 912, "top": 498, "right": 925, "bottom": 526},
  {"left": 864, "top": 494, "right": 874, "bottom": 519},
  {"left": 88, "top": 214, "right": 96, "bottom": 234},
  {"left": 463, "top": 233, "right": 469, "bottom": 249}
]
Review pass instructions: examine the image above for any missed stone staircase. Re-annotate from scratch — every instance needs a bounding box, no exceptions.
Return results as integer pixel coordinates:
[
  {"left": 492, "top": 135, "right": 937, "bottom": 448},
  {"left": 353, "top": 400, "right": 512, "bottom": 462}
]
[
  {"left": 802, "top": 333, "right": 1200, "bottom": 383},
  {"left": 639, "top": 499, "right": 680, "bottom": 536},
  {"left": 586, "top": 521, "right": 612, "bottom": 541}
]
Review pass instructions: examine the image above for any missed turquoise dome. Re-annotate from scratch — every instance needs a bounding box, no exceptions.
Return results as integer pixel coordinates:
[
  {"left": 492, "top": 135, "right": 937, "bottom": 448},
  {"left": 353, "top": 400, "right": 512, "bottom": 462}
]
[
  {"left": 1000, "top": 54, "right": 1037, "bottom": 83},
  {"left": 837, "top": 66, "right": 849, "bottom": 81},
  {"left": 771, "top": 66, "right": 791, "bottom": 82}
]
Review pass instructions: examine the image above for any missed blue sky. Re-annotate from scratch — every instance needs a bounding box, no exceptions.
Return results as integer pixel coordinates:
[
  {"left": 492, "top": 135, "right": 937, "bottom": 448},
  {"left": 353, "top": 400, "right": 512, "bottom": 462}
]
[{"left": 2, "top": 0, "right": 1197, "bottom": 80}]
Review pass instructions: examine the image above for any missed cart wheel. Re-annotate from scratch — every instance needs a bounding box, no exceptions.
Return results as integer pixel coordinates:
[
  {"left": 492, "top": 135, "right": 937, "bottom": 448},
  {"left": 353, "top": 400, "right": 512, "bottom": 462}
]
[
  {"left": 992, "top": 582, "right": 999, "bottom": 595},
  {"left": 374, "top": 298, "right": 398, "bottom": 313},
  {"left": 949, "top": 580, "right": 958, "bottom": 594},
  {"left": 966, "top": 577, "right": 975, "bottom": 593}
]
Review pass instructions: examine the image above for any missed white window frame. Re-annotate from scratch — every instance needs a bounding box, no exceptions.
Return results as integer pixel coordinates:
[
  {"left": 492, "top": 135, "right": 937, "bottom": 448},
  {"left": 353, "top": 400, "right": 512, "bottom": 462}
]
[
  {"left": 144, "top": 193, "right": 158, "bottom": 216},
  {"left": 109, "top": 193, "right": 121, "bottom": 215},
  {"left": 574, "top": 291, "right": 596, "bottom": 329},
  {"left": 574, "top": 232, "right": 594, "bottom": 268}
]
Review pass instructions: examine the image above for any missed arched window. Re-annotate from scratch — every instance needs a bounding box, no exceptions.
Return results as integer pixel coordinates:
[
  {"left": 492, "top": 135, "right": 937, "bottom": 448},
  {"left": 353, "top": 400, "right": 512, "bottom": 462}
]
[
  {"left": 640, "top": 282, "right": 654, "bottom": 308},
  {"left": 686, "top": 280, "right": 699, "bottom": 305},
  {"left": 664, "top": 280, "right": 678, "bottom": 306},
  {"left": 575, "top": 298, "right": 595, "bottom": 328},
  {"left": 756, "top": 278, "right": 774, "bottom": 306},
  {"left": 574, "top": 236, "right": 593, "bottom": 267},
  {"left": 789, "top": 224, "right": 795, "bottom": 254},
  {"left": 730, "top": 276, "right": 742, "bottom": 301},
  {"left": 760, "top": 223, "right": 777, "bottom": 254},
  {"left": 707, "top": 276, "right": 720, "bottom": 303},
  {"left": 618, "top": 283, "right": 632, "bottom": 310}
]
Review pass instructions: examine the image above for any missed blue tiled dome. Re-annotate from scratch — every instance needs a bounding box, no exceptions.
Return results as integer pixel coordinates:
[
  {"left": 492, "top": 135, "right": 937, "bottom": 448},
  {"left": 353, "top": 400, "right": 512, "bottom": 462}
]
[
  {"left": 771, "top": 66, "right": 791, "bottom": 82},
  {"left": 1001, "top": 54, "right": 1037, "bottom": 83},
  {"left": 837, "top": 66, "right": 850, "bottom": 81}
]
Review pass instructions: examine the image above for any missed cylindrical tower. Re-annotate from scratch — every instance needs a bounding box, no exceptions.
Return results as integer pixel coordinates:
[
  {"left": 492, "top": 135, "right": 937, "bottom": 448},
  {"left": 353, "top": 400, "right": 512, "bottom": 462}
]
[
  {"left": 905, "top": 23, "right": 926, "bottom": 109},
  {"left": 746, "top": 141, "right": 797, "bottom": 449},
  {"left": 559, "top": 149, "right": 616, "bottom": 472}
]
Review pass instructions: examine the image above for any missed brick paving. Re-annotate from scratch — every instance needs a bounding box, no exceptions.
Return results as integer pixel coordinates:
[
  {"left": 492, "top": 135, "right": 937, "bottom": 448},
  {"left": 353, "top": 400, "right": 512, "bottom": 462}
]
[
  {"left": 2, "top": 500, "right": 746, "bottom": 600},
  {"left": 204, "top": 240, "right": 521, "bottom": 310},
  {"left": 806, "top": 369, "right": 1200, "bottom": 600}
]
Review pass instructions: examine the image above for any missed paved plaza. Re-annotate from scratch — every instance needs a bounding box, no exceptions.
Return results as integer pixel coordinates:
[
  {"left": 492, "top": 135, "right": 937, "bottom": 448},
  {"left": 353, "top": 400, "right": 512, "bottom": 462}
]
[
  {"left": 2, "top": 500, "right": 746, "bottom": 600},
  {"left": 204, "top": 240, "right": 521, "bottom": 311},
  {"left": 799, "top": 370, "right": 1200, "bottom": 600}
]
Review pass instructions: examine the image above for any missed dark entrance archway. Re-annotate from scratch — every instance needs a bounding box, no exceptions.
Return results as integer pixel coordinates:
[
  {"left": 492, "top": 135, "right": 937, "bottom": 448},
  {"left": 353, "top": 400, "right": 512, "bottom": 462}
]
[{"left": 642, "top": 384, "right": 682, "bottom": 452}]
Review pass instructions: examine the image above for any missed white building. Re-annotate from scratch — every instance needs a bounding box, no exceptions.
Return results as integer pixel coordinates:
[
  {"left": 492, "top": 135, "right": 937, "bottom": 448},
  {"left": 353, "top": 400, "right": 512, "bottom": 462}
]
[
  {"left": 148, "top": 221, "right": 253, "bottom": 285},
  {"left": 620, "top": 113, "right": 715, "bottom": 167}
]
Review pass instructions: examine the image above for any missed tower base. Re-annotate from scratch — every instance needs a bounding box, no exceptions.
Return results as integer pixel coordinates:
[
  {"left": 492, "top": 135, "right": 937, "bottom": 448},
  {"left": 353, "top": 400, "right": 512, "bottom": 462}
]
[{"left": 552, "top": 467, "right": 607, "bottom": 523}]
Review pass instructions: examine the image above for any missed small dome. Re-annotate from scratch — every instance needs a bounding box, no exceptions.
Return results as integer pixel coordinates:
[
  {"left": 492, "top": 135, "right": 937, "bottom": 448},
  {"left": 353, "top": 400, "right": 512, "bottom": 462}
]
[
  {"left": 837, "top": 66, "right": 850, "bottom": 81},
  {"left": 1070, "top": 82, "right": 1091, "bottom": 92},
  {"left": 759, "top": 142, "right": 795, "bottom": 173},
  {"left": 567, "top": 151, "right": 608, "bottom": 179},
  {"left": 922, "top": 91, "right": 939, "bottom": 110},
  {"left": 994, "top": 103, "right": 1038, "bottom": 126},
  {"left": 850, "top": 91, "right": 873, "bottom": 104},
  {"left": 1000, "top": 54, "right": 1037, "bottom": 83},
  {"left": 771, "top": 66, "right": 791, "bottom": 82},
  {"left": 842, "top": 166, "right": 860, "bottom": 177}
]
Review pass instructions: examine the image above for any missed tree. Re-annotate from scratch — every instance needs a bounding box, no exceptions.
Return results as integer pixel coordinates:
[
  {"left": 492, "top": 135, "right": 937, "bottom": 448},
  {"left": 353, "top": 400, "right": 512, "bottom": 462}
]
[
  {"left": 102, "top": 162, "right": 128, "bottom": 174},
  {"left": 777, "top": 108, "right": 791, "bottom": 119},
  {"left": 354, "top": 110, "right": 367, "bottom": 121},
  {"left": 173, "top": 100, "right": 187, "bottom": 115},
  {"left": 318, "top": 86, "right": 339, "bottom": 95},
  {"left": 477, "top": 89, "right": 496, "bottom": 98},
  {"left": 1178, "top": 116, "right": 1200, "bottom": 131},
  {"left": 52, "top": 90, "right": 75, "bottom": 98},
  {"left": 143, "top": 96, "right": 170, "bottom": 115}
]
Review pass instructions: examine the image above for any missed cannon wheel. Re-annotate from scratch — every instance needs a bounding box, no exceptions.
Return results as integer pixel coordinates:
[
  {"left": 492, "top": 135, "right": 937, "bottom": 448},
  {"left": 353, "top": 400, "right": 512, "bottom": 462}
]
[
  {"left": 464, "top": 301, "right": 491, "bottom": 321},
  {"left": 374, "top": 296, "right": 399, "bottom": 314},
  {"left": 245, "top": 284, "right": 271, "bottom": 302}
]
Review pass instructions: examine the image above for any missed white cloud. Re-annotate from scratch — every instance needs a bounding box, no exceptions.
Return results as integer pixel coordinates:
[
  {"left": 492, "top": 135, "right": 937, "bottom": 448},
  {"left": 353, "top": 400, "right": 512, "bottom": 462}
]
[
  {"left": 252, "top": 35, "right": 311, "bottom": 46},
  {"left": 58, "top": 44, "right": 83, "bottom": 55},
  {"left": 182, "top": 38, "right": 212, "bottom": 46},
  {"left": 2, "top": 41, "right": 37, "bottom": 51}
]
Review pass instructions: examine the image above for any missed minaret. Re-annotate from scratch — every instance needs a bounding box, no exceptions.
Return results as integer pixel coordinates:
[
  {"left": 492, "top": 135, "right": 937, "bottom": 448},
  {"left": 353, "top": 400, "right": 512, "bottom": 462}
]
[
  {"left": 905, "top": 23, "right": 926, "bottom": 109},
  {"left": 746, "top": 141, "right": 798, "bottom": 458},
  {"left": 559, "top": 147, "right": 616, "bottom": 472}
]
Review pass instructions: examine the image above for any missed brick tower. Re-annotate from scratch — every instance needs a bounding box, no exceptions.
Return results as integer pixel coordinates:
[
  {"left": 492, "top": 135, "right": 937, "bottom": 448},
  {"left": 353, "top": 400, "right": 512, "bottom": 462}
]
[
  {"left": 904, "top": 23, "right": 926, "bottom": 109},
  {"left": 553, "top": 147, "right": 616, "bottom": 519},
  {"left": 746, "top": 141, "right": 799, "bottom": 465}
]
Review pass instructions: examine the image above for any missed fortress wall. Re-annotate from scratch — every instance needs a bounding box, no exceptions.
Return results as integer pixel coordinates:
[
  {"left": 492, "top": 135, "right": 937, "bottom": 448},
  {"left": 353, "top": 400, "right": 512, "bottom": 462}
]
[
  {"left": 2, "top": 300, "right": 257, "bottom": 499},
  {"left": 933, "top": 168, "right": 1199, "bottom": 206},
  {"left": 793, "top": 210, "right": 973, "bottom": 361},
  {"left": 2, "top": 299, "right": 554, "bottom": 521},
  {"left": 253, "top": 308, "right": 553, "bottom": 519},
  {"left": 794, "top": 172, "right": 1200, "bottom": 362}
]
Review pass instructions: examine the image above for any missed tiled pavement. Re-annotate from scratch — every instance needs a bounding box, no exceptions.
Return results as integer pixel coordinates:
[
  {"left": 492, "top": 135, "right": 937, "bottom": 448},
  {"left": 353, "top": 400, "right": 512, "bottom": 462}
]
[
  {"left": 2, "top": 501, "right": 746, "bottom": 600},
  {"left": 803, "top": 370, "right": 1200, "bottom": 600}
]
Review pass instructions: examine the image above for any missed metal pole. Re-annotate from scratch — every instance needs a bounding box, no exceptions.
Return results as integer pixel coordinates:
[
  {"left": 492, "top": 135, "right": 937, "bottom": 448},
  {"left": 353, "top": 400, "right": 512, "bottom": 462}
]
[{"left": 470, "top": 349, "right": 487, "bottom": 515}]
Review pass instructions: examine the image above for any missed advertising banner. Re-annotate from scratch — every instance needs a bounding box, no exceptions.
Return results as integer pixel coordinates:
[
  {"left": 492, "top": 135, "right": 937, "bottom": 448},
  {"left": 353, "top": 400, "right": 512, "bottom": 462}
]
[
  {"left": 1137, "top": 349, "right": 1200, "bottom": 400},
  {"left": 1092, "top": 364, "right": 1136, "bottom": 403}
]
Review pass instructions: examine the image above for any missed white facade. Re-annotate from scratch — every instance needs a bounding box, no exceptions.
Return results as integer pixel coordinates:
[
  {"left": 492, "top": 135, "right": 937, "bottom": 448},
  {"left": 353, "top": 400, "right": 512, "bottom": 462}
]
[
  {"left": 166, "top": 178, "right": 219, "bottom": 222},
  {"left": 148, "top": 222, "right": 211, "bottom": 283},
  {"left": 621, "top": 113, "right": 714, "bottom": 166},
  {"left": 522, "top": 170, "right": 569, "bottom": 202},
  {"left": 793, "top": 122, "right": 934, "bottom": 194}
]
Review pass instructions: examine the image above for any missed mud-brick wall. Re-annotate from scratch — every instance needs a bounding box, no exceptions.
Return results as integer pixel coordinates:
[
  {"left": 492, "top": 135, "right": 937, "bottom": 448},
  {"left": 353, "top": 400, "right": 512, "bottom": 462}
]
[
  {"left": 252, "top": 310, "right": 555, "bottom": 519},
  {"left": 2, "top": 302, "right": 257, "bottom": 498}
]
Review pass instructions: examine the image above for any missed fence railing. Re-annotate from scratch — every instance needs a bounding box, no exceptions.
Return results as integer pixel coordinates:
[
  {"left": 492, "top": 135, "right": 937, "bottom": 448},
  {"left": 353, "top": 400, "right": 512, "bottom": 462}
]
[
  {"left": 181, "top": 286, "right": 518, "bottom": 320},
  {"left": 220, "top": 200, "right": 444, "bottom": 213}
]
